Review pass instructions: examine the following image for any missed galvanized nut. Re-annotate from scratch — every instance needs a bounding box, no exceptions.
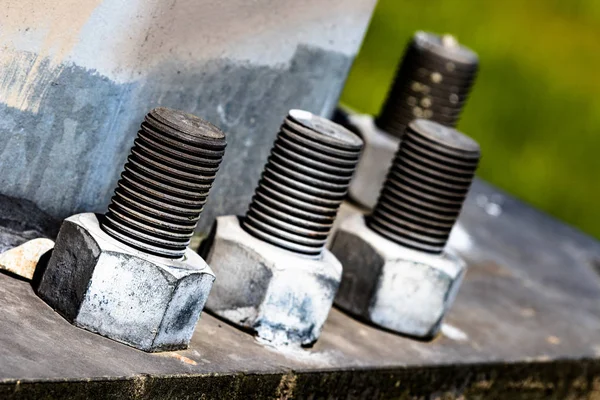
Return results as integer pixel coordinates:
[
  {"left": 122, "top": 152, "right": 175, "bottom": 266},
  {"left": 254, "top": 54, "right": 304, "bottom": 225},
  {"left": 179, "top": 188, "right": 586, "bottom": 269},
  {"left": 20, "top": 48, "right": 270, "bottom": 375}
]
[
  {"left": 37, "top": 107, "right": 226, "bottom": 352},
  {"left": 332, "top": 119, "right": 480, "bottom": 338},
  {"left": 203, "top": 109, "right": 363, "bottom": 346}
]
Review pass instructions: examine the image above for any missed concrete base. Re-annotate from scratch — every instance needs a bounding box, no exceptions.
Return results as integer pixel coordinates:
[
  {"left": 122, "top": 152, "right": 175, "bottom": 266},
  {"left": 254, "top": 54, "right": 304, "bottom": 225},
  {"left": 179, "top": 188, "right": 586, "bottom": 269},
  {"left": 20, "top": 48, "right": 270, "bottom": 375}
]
[{"left": 37, "top": 213, "right": 215, "bottom": 352}]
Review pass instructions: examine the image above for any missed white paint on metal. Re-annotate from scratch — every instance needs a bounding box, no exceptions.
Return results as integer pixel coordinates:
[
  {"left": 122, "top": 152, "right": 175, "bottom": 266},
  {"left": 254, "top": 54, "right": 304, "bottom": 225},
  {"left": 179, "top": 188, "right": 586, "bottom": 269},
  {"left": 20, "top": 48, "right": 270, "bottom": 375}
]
[
  {"left": 0, "top": 0, "right": 103, "bottom": 112},
  {"left": 447, "top": 222, "right": 474, "bottom": 254},
  {"left": 37, "top": 213, "right": 215, "bottom": 351},
  {"left": 441, "top": 323, "right": 469, "bottom": 341}
]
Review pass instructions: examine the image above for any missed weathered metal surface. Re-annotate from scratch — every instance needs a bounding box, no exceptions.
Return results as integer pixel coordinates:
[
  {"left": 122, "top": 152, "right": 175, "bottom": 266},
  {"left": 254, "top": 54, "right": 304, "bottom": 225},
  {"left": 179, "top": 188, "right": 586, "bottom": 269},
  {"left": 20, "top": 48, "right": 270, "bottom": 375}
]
[
  {"left": 0, "top": 0, "right": 377, "bottom": 234},
  {"left": 37, "top": 213, "right": 215, "bottom": 352},
  {"left": 0, "top": 180, "right": 599, "bottom": 398}
]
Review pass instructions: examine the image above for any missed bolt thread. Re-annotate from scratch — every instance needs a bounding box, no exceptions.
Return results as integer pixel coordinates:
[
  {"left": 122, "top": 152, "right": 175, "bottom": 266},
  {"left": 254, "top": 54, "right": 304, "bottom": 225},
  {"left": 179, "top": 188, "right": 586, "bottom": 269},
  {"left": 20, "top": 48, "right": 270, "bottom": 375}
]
[
  {"left": 376, "top": 31, "right": 479, "bottom": 139},
  {"left": 242, "top": 110, "right": 363, "bottom": 257},
  {"left": 102, "top": 107, "right": 226, "bottom": 259},
  {"left": 368, "top": 119, "right": 480, "bottom": 254}
]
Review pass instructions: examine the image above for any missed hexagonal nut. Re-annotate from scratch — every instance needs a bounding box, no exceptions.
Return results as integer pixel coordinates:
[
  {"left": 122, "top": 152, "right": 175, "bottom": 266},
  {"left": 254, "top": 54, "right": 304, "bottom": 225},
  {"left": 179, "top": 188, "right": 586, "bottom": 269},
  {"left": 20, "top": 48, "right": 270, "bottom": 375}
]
[
  {"left": 330, "top": 214, "right": 466, "bottom": 338},
  {"left": 202, "top": 215, "right": 341, "bottom": 346},
  {"left": 348, "top": 114, "right": 401, "bottom": 209},
  {"left": 37, "top": 213, "right": 215, "bottom": 352}
]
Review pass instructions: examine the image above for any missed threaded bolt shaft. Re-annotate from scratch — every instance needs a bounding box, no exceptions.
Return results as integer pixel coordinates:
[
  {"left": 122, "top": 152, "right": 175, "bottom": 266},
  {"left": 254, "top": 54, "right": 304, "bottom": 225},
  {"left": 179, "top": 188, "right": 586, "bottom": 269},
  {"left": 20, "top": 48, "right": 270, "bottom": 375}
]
[
  {"left": 376, "top": 31, "right": 479, "bottom": 139},
  {"left": 242, "top": 110, "right": 363, "bottom": 257},
  {"left": 102, "top": 107, "right": 226, "bottom": 259},
  {"left": 368, "top": 119, "right": 480, "bottom": 254}
]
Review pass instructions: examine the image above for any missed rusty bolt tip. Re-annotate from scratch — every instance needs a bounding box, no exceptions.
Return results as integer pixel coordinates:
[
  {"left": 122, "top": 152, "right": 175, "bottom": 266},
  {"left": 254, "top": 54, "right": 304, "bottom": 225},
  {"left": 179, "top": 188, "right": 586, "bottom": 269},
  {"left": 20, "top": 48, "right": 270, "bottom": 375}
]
[
  {"left": 242, "top": 110, "right": 363, "bottom": 257},
  {"left": 101, "top": 107, "right": 227, "bottom": 259},
  {"left": 147, "top": 107, "right": 226, "bottom": 146},
  {"left": 376, "top": 32, "right": 478, "bottom": 139},
  {"left": 368, "top": 119, "right": 480, "bottom": 254}
]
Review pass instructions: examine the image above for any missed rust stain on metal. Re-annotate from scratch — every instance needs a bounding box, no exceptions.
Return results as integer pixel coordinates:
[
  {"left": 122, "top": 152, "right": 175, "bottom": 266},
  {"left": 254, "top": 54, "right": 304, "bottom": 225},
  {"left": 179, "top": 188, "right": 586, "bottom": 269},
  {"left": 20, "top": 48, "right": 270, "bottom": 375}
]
[
  {"left": 464, "top": 260, "right": 514, "bottom": 280},
  {"left": 547, "top": 336, "right": 561, "bottom": 345},
  {"left": 166, "top": 353, "right": 198, "bottom": 366},
  {"left": 276, "top": 372, "right": 297, "bottom": 400}
]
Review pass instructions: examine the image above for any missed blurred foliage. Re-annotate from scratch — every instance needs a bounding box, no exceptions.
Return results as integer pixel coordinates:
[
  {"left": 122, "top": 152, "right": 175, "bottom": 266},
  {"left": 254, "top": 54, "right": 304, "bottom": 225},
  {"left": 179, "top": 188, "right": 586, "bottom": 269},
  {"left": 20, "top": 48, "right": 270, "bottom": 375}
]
[{"left": 341, "top": 0, "right": 600, "bottom": 239}]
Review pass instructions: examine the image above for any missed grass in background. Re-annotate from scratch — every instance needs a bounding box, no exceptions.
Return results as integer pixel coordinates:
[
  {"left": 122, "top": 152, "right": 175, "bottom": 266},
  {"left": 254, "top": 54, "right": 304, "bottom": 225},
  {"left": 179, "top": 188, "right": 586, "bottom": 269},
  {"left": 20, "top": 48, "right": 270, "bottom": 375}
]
[{"left": 341, "top": 0, "right": 600, "bottom": 239}]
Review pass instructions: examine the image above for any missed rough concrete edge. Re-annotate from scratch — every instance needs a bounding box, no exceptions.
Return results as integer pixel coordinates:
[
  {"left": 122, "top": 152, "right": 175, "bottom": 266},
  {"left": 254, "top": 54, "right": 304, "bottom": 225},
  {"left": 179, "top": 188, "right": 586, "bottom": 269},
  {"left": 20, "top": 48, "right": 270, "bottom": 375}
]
[{"left": 1, "top": 359, "right": 600, "bottom": 399}]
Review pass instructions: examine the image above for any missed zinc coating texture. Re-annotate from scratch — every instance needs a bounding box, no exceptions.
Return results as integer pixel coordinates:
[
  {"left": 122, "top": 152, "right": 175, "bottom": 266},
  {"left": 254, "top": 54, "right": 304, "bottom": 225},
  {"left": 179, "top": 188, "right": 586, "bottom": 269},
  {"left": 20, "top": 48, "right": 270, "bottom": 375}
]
[
  {"left": 242, "top": 110, "right": 363, "bottom": 257},
  {"left": 376, "top": 31, "right": 478, "bottom": 139},
  {"left": 203, "top": 215, "right": 342, "bottom": 346},
  {"left": 368, "top": 119, "right": 480, "bottom": 254},
  {"left": 102, "top": 107, "right": 226, "bottom": 259}
]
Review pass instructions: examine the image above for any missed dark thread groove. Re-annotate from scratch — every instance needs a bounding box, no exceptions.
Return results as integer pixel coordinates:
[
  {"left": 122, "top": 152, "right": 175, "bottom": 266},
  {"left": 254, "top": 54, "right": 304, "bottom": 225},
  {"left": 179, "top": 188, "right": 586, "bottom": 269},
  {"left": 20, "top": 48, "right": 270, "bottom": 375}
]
[
  {"left": 243, "top": 110, "right": 362, "bottom": 257},
  {"left": 102, "top": 107, "right": 226, "bottom": 258},
  {"left": 368, "top": 120, "right": 480, "bottom": 254}
]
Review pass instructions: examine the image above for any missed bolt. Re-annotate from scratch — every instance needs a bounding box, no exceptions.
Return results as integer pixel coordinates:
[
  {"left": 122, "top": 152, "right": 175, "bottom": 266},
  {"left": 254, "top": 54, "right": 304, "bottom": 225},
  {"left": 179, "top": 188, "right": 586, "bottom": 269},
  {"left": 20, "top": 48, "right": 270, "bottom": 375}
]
[
  {"left": 204, "top": 110, "right": 363, "bottom": 345},
  {"left": 368, "top": 119, "right": 480, "bottom": 254},
  {"left": 331, "top": 119, "right": 480, "bottom": 337},
  {"left": 101, "top": 107, "right": 226, "bottom": 259},
  {"left": 37, "top": 107, "right": 225, "bottom": 351},
  {"left": 242, "top": 109, "right": 363, "bottom": 257},
  {"left": 376, "top": 31, "right": 479, "bottom": 139}
]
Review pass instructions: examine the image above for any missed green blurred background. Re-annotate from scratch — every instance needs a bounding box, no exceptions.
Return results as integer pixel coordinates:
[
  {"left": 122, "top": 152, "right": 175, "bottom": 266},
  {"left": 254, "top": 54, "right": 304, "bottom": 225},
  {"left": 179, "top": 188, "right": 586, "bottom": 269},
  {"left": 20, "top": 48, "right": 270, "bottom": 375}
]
[{"left": 340, "top": 0, "right": 600, "bottom": 239}]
